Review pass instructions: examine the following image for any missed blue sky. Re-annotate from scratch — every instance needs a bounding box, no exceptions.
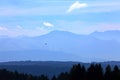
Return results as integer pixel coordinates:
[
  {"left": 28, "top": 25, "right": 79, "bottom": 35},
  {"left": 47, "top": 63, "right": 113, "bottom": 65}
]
[{"left": 0, "top": 0, "right": 120, "bottom": 37}]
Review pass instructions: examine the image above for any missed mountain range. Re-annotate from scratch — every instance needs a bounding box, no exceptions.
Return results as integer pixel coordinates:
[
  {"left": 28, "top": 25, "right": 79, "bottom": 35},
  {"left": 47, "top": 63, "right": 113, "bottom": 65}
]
[{"left": 0, "top": 30, "right": 120, "bottom": 62}]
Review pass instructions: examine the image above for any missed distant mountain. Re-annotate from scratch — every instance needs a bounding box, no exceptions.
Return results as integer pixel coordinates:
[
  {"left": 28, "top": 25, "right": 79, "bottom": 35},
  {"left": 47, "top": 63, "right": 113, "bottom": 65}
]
[
  {"left": 90, "top": 30, "right": 120, "bottom": 42},
  {"left": 0, "top": 50, "right": 85, "bottom": 62},
  {"left": 0, "top": 30, "right": 120, "bottom": 61}
]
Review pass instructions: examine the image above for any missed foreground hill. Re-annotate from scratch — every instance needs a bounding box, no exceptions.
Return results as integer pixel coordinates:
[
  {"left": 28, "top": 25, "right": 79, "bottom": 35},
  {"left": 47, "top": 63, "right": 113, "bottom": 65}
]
[
  {"left": 0, "top": 61, "right": 79, "bottom": 77},
  {"left": 0, "top": 61, "right": 120, "bottom": 77},
  {"left": 1, "top": 62, "right": 120, "bottom": 80}
]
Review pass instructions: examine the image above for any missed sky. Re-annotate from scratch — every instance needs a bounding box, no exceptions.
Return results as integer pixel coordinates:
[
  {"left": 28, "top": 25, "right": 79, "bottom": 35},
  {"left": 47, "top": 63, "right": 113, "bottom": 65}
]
[{"left": 0, "top": 0, "right": 120, "bottom": 37}]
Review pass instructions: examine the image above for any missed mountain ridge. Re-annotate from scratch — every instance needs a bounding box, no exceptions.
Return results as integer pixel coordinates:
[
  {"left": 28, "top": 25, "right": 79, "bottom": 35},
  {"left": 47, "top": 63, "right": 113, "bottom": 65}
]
[{"left": 0, "top": 30, "right": 120, "bottom": 62}]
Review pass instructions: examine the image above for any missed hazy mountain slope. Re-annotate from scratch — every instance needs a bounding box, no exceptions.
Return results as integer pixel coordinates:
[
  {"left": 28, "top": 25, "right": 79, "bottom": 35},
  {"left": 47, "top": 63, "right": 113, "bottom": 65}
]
[
  {"left": 90, "top": 30, "right": 120, "bottom": 42},
  {"left": 0, "top": 30, "right": 120, "bottom": 61},
  {"left": 0, "top": 50, "right": 86, "bottom": 62}
]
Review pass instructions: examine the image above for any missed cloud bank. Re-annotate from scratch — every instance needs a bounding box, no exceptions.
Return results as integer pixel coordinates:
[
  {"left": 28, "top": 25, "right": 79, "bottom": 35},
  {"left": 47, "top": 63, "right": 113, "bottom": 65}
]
[
  {"left": 0, "top": 26, "right": 50, "bottom": 37},
  {"left": 0, "top": 27, "right": 8, "bottom": 31}
]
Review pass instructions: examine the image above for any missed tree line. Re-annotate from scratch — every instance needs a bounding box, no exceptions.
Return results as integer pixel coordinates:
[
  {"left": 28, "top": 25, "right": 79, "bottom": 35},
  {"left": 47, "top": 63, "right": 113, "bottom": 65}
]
[{"left": 0, "top": 63, "right": 120, "bottom": 80}]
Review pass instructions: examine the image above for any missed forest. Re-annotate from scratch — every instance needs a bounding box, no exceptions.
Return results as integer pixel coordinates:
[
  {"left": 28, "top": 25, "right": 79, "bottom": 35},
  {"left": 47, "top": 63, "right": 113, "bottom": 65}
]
[{"left": 0, "top": 63, "right": 120, "bottom": 80}]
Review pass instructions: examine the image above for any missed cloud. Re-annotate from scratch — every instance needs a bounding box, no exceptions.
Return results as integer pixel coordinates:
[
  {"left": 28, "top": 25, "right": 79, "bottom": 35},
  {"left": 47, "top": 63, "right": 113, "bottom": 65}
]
[
  {"left": 0, "top": 26, "right": 51, "bottom": 37},
  {"left": 0, "top": 1, "right": 120, "bottom": 16},
  {"left": 55, "top": 20, "right": 120, "bottom": 35},
  {"left": 16, "top": 25, "right": 23, "bottom": 29},
  {"left": 0, "top": 27, "right": 8, "bottom": 31},
  {"left": 43, "top": 22, "right": 54, "bottom": 27},
  {"left": 0, "top": 6, "right": 66, "bottom": 16},
  {"left": 67, "top": 1, "right": 88, "bottom": 13}
]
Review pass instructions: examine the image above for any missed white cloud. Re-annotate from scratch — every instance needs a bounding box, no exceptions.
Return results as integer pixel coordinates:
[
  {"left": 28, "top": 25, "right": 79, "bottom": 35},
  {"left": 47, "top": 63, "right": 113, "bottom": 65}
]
[
  {"left": 55, "top": 20, "right": 120, "bottom": 35},
  {"left": 0, "top": 6, "right": 65, "bottom": 16},
  {"left": 67, "top": 1, "right": 88, "bottom": 13},
  {"left": 93, "top": 23, "right": 120, "bottom": 32},
  {"left": 43, "top": 22, "right": 54, "bottom": 27},
  {"left": 0, "top": 26, "right": 51, "bottom": 37},
  {"left": 0, "top": 1, "right": 120, "bottom": 16},
  {"left": 0, "top": 27, "right": 8, "bottom": 31},
  {"left": 16, "top": 25, "right": 23, "bottom": 29}
]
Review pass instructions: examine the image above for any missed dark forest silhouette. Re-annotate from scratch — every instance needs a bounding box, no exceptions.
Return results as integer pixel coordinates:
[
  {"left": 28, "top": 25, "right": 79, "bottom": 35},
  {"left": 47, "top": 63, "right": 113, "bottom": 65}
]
[{"left": 0, "top": 63, "right": 120, "bottom": 80}]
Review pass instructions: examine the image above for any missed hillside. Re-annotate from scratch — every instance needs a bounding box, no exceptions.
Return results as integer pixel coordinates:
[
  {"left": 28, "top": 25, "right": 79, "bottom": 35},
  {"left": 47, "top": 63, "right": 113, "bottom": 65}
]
[{"left": 0, "top": 61, "right": 120, "bottom": 77}]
